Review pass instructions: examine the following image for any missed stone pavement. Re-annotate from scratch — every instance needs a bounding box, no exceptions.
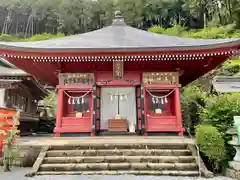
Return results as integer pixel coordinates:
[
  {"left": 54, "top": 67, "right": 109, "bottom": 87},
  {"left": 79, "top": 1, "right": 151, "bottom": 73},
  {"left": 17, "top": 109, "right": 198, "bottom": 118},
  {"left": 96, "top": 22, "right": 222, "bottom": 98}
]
[
  {"left": 0, "top": 168, "right": 236, "bottom": 180},
  {"left": 17, "top": 136, "right": 195, "bottom": 147}
]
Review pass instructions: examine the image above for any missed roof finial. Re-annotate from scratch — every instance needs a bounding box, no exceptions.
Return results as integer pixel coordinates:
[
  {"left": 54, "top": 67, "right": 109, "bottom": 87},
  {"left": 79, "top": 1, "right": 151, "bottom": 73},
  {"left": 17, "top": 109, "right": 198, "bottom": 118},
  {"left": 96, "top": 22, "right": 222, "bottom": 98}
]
[{"left": 112, "top": 11, "right": 126, "bottom": 26}]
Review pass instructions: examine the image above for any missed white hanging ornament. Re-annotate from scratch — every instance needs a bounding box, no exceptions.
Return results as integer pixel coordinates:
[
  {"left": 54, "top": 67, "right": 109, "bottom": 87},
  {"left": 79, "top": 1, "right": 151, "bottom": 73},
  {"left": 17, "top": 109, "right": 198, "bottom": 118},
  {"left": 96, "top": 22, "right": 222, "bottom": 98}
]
[
  {"left": 156, "top": 98, "right": 159, "bottom": 103},
  {"left": 120, "top": 95, "right": 123, "bottom": 100},
  {"left": 152, "top": 97, "right": 155, "bottom": 104},
  {"left": 161, "top": 98, "right": 164, "bottom": 104},
  {"left": 110, "top": 95, "right": 113, "bottom": 101},
  {"left": 77, "top": 97, "right": 80, "bottom": 104},
  {"left": 165, "top": 97, "right": 168, "bottom": 103},
  {"left": 68, "top": 97, "right": 72, "bottom": 104},
  {"left": 72, "top": 98, "right": 75, "bottom": 104},
  {"left": 81, "top": 97, "right": 84, "bottom": 104},
  {"left": 125, "top": 94, "right": 128, "bottom": 100}
]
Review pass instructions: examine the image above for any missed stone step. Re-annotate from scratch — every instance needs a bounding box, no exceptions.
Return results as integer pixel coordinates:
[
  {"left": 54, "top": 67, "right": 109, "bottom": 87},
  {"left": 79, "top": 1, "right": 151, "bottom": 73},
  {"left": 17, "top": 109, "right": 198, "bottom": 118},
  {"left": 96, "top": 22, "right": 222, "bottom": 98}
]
[
  {"left": 39, "top": 162, "right": 198, "bottom": 171},
  {"left": 37, "top": 170, "right": 200, "bottom": 176},
  {"left": 43, "top": 156, "right": 196, "bottom": 164},
  {"left": 49, "top": 143, "right": 187, "bottom": 150},
  {"left": 46, "top": 149, "right": 191, "bottom": 157}
]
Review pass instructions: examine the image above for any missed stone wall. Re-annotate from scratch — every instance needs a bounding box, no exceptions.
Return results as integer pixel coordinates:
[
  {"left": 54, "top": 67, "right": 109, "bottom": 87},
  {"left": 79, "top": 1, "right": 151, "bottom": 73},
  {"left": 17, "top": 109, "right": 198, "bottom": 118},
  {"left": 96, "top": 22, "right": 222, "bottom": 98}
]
[
  {"left": 0, "top": 145, "right": 41, "bottom": 167},
  {"left": 226, "top": 168, "right": 240, "bottom": 180}
]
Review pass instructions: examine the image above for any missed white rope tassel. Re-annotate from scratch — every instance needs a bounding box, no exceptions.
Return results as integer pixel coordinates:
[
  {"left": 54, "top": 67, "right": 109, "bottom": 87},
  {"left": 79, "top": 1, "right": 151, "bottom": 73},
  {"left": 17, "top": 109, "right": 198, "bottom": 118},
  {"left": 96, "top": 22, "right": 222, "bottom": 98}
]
[
  {"left": 77, "top": 97, "right": 80, "bottom": 104},
  {"left": 68, "top": 97, "right": 72, "bottom": 104},
  {"left": 152, "top": 97, "right": 155, "bottom": 104},
  {"left": 72, "top": 98, "right": 75, "bottom": 104},
  {"left": 165, "top": 97, "right": 168, "bottom": 103},
  {"left": 120, "top": 95, "right": 123, "bottom": 100},
  {"left": 161, "top": 98, "right": 164, "bottom": 104}
]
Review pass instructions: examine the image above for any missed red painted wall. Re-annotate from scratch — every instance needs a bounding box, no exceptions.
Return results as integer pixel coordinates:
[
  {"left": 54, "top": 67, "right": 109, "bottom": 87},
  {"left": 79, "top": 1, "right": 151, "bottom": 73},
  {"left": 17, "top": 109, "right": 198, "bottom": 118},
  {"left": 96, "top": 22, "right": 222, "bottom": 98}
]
[
  {"left": 95, "top": 71, "right": 141, "bottom": 85},
  {"left": 55, "top": 71, "right": 184, "bottom": 135}
]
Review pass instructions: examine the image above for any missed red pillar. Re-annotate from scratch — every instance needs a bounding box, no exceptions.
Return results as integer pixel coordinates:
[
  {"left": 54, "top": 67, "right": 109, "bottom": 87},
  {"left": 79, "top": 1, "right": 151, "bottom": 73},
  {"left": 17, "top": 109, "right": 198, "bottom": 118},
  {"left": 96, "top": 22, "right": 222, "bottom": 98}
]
[
  {"left": 143, "top": 87, "right": 148, "bottom": 136},
  {"left": 54, "top": 89, "right": 63, "bottom": 137},
  {"left": 174, "top": 87, "right": 183, "bottom": 136}
]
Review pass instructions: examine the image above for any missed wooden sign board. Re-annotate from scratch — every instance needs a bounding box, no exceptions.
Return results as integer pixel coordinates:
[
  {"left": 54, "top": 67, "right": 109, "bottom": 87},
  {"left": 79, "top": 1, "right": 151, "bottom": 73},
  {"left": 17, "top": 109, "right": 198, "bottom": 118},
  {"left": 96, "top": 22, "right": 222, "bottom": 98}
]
[
  {"left": 113, "top": 61, "right": 123, "bottom": 80},
  {"left": 59, "top": 73, "right": 95, "bottom": 86},
  {"left": 142, "top": 72, "right": 179, "bottom": 85}
]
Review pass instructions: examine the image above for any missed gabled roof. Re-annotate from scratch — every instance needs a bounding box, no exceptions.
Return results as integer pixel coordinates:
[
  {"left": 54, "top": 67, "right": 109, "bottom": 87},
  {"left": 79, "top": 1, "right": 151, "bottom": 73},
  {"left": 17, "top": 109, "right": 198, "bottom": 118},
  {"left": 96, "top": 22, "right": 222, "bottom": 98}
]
[
  {"left": 213, "top": 76, "right": 240, "bottom": 92},
  {"left": 0, "top": 16, "right": 239, "bottom": 53},
  {"left": 0, "top": 63, "right": 28, "bottom": 76}
]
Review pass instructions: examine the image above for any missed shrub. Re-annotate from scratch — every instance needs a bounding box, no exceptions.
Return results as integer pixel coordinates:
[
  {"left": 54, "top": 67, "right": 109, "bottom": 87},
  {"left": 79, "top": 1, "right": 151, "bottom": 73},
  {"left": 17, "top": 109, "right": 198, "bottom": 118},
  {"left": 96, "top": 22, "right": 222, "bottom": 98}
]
[
  {"left": 200, "top": 93, "right": 240, "bottom": 170},
  {"left": 148, "top": 26, "right": 165, "bottom": 34},
  {"left": 25, "top": 33, "right": 65, "bottom": 41},
  {"left": 200, "top": 93, "right": 240, "bottom": 133},
  {"left": 0, "top": 34, "right": 19, "bottom": 42},
  {"left": 196, "top": 124, "right": 226, "bottom": 172},
  {"left": 181, "top": 85, "right": 206, "bottom": 133}
]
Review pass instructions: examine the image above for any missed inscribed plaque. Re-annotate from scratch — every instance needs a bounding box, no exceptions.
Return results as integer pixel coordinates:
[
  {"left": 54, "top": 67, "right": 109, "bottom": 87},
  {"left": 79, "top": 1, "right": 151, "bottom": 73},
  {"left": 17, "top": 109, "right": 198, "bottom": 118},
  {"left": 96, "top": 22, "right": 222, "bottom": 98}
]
[{"left": 113, "top": 61, "right": 123, "bottom": 80}]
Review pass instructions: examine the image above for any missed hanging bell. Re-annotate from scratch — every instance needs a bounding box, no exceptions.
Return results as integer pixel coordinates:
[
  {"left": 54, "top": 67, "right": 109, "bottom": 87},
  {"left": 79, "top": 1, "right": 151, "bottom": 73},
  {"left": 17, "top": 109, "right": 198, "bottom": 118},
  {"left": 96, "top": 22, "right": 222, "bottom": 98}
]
[
  {"left": 72, "top": 98, "right": 75, "bottom": 104},
  {"left": 77, "top": 97, "right": 80, "bottom": 104},
  {"left": 161, "top": 98, "right": 164, "bottom": 104},
  {"left": 165, "top": 97, "right": 168, "bottom": 103},
  {"left": 81, "top": 97, "right": 84, "bottom": 104},
  {"left": 68, "top": 97, "right": 72, "bottom": 104}
]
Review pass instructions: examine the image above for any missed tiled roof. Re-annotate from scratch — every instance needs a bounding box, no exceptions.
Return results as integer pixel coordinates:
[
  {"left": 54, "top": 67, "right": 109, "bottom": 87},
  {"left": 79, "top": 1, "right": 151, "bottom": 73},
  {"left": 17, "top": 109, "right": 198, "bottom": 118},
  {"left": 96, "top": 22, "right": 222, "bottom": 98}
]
[
  {"left": 0, "top": 16, "right": 239, "bottom": 52},
  {"left": 213, "top": 76, "right": 240, "bottom": 92}
]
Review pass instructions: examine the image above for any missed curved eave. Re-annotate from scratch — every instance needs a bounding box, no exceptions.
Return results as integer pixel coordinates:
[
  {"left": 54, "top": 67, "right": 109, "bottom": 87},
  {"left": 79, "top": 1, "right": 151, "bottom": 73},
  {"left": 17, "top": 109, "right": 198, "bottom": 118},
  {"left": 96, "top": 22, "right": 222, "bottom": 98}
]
[
  {"left": 0, "top": 40, "right": 240, "bottom": 53},
  {"left": 0, "top": 66, "right": 28, "bottom": 77}
]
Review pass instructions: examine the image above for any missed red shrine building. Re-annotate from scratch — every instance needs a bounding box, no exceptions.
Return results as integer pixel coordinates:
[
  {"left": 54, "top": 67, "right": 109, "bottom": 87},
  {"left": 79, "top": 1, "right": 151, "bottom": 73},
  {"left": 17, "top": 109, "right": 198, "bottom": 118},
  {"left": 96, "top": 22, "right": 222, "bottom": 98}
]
[{"left": 0, "top": 13, "right": 239, "bottom": 137}]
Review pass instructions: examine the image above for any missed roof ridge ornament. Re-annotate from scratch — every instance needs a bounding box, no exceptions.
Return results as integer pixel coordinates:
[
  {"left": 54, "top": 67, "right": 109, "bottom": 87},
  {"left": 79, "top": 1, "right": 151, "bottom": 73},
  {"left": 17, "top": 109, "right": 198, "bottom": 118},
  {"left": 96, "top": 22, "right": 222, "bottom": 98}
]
[{"left": 112, "top": 11, "right": 126, "bottom": 26}]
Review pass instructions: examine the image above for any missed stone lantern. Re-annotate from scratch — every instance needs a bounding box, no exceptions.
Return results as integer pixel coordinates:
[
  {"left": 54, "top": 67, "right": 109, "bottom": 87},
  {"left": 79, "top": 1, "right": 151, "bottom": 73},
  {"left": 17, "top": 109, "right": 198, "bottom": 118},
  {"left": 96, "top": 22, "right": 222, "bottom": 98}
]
[{"left": 226, "top": 116, "right": 240, "bottom": 179}]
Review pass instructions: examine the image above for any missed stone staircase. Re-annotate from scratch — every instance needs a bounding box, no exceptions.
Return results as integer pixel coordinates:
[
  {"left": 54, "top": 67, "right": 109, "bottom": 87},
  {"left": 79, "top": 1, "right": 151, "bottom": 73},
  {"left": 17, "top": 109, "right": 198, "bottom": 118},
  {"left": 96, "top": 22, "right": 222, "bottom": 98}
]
[{"left": 32, "top": 142, "right": 201, "bottom": 176}]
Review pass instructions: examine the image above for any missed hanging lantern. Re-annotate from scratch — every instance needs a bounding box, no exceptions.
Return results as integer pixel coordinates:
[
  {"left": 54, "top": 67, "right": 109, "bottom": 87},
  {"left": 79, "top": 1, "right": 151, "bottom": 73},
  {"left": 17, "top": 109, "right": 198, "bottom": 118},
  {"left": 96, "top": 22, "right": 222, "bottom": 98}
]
[
  {"left": 161, "top": 98, "right": 164, "bottom": 104},
  {"left": 165, "top": 97, "right": 168, "bottom": 103},
  {"left": 81, "top": 97, "right": 84, "bottom": 104},
  {"left": 77, "top": 97, "right": 80, "bottom": 104},
  {"left": 68, "top": 97, "right": 72, "bottom": 104}
]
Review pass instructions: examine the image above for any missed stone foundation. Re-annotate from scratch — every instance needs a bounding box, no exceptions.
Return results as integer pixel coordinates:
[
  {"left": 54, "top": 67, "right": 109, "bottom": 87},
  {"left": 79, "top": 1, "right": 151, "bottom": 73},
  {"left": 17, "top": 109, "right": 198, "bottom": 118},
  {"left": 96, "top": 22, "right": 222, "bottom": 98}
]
[
  {"left": 226, "top": 168, "right": 240, "bottom": 179},
  {"left": 0, "top": 145, "right": 41, "bottom": 167}
]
